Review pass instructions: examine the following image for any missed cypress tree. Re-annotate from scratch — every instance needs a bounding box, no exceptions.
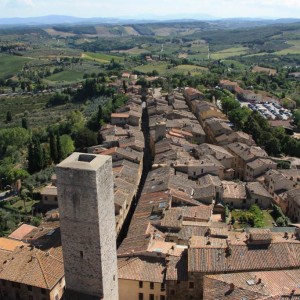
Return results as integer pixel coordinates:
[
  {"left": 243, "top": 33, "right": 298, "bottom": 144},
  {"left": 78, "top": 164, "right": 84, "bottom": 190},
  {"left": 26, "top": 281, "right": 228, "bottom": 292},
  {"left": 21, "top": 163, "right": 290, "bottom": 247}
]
[
  {"left": 34, "top": 138, "right": 44, "bottom": 172},
  {"left": 27, "top": 142, "right": 35, "bottom": 174},
  {"left": 56, "top": 133, "right": 62, "bottom": 163},
  {"left": 49, "top": 131, "right": 57, "bottom": 163},
  {"left": 21, "top": 117, "right": 28, "bottom": 130}
]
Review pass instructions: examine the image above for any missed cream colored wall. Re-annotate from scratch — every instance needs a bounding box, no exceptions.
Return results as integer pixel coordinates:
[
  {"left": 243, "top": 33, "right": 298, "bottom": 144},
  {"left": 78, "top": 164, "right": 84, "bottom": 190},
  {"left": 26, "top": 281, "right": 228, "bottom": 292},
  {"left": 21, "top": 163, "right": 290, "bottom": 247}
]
[
  {"left": 119, "top": 279, "right": 165, "bottom": 300},
  {"left": 42, "top": 195, "right": 58, "bottom": 206},
  {"left": 49, "top": 277, "right": 65, "bottom": 300}
]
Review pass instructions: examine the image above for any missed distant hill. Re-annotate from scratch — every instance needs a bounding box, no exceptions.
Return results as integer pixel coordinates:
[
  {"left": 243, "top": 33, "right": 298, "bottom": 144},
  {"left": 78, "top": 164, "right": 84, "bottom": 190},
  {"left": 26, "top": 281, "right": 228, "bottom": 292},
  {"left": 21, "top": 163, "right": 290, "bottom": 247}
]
[
  {"left": 0, "top": 15, "right": 121, "bottom": 26},
  {"left": 0, "top": 14, "right": 299, "bottom": 27}
]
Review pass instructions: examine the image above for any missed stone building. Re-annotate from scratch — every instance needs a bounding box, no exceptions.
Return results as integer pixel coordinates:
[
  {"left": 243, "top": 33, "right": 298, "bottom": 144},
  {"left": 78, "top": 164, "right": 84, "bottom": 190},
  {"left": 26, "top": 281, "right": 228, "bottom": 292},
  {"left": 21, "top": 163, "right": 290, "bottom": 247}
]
[{"left": 56, "top": 153, "right": 118, "bottom": 300}]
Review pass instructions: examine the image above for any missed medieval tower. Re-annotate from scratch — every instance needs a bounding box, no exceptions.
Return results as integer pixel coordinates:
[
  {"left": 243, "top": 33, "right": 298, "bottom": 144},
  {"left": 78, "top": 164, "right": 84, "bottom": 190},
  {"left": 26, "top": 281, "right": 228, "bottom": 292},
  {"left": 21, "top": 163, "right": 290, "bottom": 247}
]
[{"left": 56, "top": 153, "right": 118, "bottom": 300}]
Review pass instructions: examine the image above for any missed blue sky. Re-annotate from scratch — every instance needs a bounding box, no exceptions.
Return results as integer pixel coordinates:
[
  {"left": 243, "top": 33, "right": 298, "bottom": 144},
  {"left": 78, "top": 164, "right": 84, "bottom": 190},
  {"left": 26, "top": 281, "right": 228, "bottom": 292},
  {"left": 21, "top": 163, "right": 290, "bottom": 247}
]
[{"left": 1, "top": 0, "right": 300, "bottom": 19}]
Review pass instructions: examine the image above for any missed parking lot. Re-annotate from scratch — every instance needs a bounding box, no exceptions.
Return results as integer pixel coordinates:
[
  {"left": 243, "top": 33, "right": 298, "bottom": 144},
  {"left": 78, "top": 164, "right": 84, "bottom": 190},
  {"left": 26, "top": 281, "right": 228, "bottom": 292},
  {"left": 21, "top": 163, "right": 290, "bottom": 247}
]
[{"left": 243, "top": 102, "right": 292, "bottom": 120}]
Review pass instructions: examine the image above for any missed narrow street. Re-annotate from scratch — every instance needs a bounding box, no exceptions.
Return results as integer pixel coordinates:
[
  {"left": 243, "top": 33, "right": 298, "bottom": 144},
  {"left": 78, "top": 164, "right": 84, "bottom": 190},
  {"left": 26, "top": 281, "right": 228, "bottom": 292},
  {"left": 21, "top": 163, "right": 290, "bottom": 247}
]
[{"left": 116, "top": 99, "right": 152, "bottom": 246}]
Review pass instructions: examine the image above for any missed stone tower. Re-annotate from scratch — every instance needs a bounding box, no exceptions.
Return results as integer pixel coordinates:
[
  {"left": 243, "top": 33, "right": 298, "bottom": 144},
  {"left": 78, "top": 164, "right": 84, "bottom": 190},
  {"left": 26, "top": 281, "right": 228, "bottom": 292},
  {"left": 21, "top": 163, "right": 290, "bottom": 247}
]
[{"left": 56, "top": 153, "right": 118, "bottom": 300}]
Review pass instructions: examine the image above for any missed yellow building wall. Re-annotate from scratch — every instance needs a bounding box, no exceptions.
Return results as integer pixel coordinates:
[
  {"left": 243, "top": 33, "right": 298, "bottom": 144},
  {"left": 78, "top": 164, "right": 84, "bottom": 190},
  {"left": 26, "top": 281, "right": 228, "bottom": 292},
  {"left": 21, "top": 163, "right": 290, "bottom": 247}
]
[{"left": 119, "top": 279, "right": 166, "bottom": 300}]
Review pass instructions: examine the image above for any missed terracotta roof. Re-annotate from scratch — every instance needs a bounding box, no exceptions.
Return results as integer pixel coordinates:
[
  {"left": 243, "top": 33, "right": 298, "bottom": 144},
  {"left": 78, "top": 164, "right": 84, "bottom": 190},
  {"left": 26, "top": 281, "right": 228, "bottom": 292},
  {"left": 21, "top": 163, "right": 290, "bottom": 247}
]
[
  {"left": 222, "top": 181, "right": 246, "bottom": 199},
  {"left": 188, "top": 242, "right": 300, "bottom": 273},
  {"left": 248, "top": 229, "right": 272, "bottom": 242},
  {"left": 204, "top": 269, "right": 300, "bottom": 300},
  {"left": 118, "top": 235, "right": 152, "bottom": 256},
  {"left": 246, "top": 182, "right": 273, "bottom": 198},
  {"left": 111, "top": 113, "right": 130, "bottom": 118},
  {"left": 161, "top": 205, "right": 212, "bottom": 229},
  {"left": 118, "top": 256, "right": 166, "bottom": 283},
  {"left": 98, "top": 147, "right": 118, "bottom": 156},
  {"left": 0, "top": 238, "right": 25, "bottom": 252},
  {"left": 184, "top": 87, "right": 203, "bottom": 98},
  {"left": 0, "top": 245, "right": 64, "bottom": 289},
  {"left": 286, "top": 188, "right": 300, "bottom": 205},
  {"left": 190, "top": 236, "right": 228, "bottom": 248},
  {"left": 8, "top": 224, "right": 37, "bottom": 241},
  {"left": 219, "top": 79, "right": 238, "bottom": 87}
]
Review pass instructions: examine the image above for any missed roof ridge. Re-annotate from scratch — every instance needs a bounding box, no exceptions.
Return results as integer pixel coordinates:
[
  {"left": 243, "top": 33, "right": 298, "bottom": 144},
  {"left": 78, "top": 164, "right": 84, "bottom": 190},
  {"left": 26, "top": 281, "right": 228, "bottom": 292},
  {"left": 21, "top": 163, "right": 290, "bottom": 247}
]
[
  {"left": 118, "top": 257, "right": 139, "bottom": 270},
  {"left": 35, "top": 250, "right": 51, "bottom": 289}
]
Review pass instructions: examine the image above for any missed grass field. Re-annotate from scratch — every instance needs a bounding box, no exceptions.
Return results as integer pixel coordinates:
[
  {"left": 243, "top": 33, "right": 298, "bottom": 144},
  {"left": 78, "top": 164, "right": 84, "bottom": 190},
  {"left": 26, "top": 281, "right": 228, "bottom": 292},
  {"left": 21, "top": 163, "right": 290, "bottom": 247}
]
[
  {"left": 134, "top": 62, "right": 169, "bottom": 74},
  {"left": 170, "top": 64, "right": 208, "bottom": 75},
  {"left": 223, "top": 59, "right": 248, "bottom": 70},
  {"left": 112, "top": 47, "right": 150, "bottom": 55},
  {"left": 46, "top": 70, "right": 85, "bottom": 82},
  {"left": 231, "top": 209, "right": 275, "bottom": 229},
  {"left": 0, "top": 94, "right": 83, "bottom": 128},
  {"left": 0, "top": 94, "right": 50, "bottom": 126},
  {"left": 134, "top": 62, "right": 208, "bottom": 75},
  {"left": 274, "top": 40, "right": 300, "bottom": 55},
  {"left": 211, "top": 46, "right": 249, "bottom": 59},
  {"left": 0, "top": 54, "right": 30, "bottom": 79},
  {"left": 82, "top": 52, "right": 124, "bottom": 63},
  {"left": 10, "top": 199, "right": 39, "bottom": 213}
]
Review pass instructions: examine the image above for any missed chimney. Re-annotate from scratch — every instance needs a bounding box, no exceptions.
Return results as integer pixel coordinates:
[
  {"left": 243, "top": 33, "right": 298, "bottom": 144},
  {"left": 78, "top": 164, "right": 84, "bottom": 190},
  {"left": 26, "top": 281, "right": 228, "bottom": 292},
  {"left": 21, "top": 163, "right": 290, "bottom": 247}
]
[
  {"left": 226, "top": 239, "right": 232, "bottom": 255},
  {"left": 257, "top": 278, "right": 262, "bottom": 285},
  {"left": 229, "top": 283, "right": 235, "bottom": 291}
]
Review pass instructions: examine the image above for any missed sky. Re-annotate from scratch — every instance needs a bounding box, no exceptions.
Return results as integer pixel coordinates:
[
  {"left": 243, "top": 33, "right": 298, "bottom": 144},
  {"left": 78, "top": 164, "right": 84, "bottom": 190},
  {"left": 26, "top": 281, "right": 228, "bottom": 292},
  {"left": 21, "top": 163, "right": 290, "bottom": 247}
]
[{"left": 0, "top": 0, "right": 300, "bottom": 19}]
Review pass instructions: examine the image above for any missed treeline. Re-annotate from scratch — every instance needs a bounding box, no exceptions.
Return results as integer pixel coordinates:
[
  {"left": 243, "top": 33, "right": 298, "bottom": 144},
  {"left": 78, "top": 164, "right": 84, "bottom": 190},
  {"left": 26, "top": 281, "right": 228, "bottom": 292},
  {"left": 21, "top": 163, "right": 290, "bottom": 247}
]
[{"left": 53, "top": 25, "right": 97, "bottom": 34}]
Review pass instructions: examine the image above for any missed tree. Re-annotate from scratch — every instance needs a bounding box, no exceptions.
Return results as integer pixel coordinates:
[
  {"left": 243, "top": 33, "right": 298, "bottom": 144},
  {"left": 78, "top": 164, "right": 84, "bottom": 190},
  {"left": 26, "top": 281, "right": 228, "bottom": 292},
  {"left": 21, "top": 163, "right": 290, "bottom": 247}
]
[
  {"left": 5, "top": 111, "right": 12, "bottom": 123},
  {"left": 27, "top": 142, "right": 35, "bottom": 174},
  {"left": 49, "top": 131, "right": 57, "bottom": 163},
  {"left": 56, "top": 133, "right": 62, "bottom": 163},
  {"left": 73, "top": 128, "right": 97, "bottom": 150},
  {"left": 34, "top": 138, "right": 44, "bottom": 172},
  {"left": 60, "top": 135, "right": 75, "bottom": 159},
  {"left": 221, "top": 97, "right": 240, "bottom": 115},
  {"left": 21, "top": 117, "right": 28, "bottom": 130},
  {"left": 122, "top": 80, "right": 127, "bottom": 93},
  {"left": 20, "top": 81, "right": 26, "bottom": 92},
  {"left": 294, "top": 109, "right": 300, "bottom": 130},
  {"left": 228, "top": 107, "right": 251, "bottom": 130}
]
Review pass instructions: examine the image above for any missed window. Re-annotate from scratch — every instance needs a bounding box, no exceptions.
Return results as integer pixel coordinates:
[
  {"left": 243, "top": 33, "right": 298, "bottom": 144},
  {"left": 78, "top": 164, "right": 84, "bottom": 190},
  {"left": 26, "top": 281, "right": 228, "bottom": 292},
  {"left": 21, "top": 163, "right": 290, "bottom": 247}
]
[
  {"left": 41, "top": 288, "right": 46, "bottom": 295},
  {"left": 150, "top": 282, "right": 154, "bottom": 290},
  {"left": 139, "top": 281, "right": 143, "bottom": 288},
  {"left": 161, "top": 283, "right": 165, "bottom": 291},
  {"left": 27, "top": 285, "right": 32, "bottom": 291},
  {"left": 55, "top": 197, "right": 58, "bottom": 201},
  {"left": 80, "top": 251, "right": 83, "bottom": 259},
  {"left": 45, "top": 196, "right": 48, "bottom": 201},
  {"left": 160, "top": 296, "right": 166, "bottom": 300},
  {"left": 177, "top": 280, "right": 180, "bottom": 284},
  {"left": 149, "top": 294, "right": 154, "bottom": 300},
  {"left": 138, "top": 293, "right": 144, "bottom": 300},
  {"left": 189, "top": 282, "right": 194, "bottom": 289}
]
